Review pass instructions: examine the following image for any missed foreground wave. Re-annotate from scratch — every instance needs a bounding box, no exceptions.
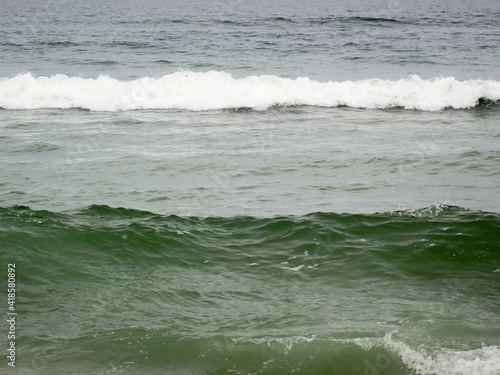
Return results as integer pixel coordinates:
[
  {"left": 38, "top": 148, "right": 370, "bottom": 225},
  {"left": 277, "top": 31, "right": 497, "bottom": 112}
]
[
  {"left": 18, "top": 332, "right": 500, "bottom": 375},
  {"left": 1, "top": 71, "right": 500, "bottom": 111},
  {"left": 2, "top": 204, "right": 499, "bottom": 375}
]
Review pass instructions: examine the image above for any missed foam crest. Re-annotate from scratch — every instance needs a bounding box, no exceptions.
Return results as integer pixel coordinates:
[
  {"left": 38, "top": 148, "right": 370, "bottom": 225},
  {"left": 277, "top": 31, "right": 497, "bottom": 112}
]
[
  {"left": 1, "top": 71, "right": 499, "bottom": 111},
  {"left": 391, "top": 203, "right": 457, "bottom": 218},
  {"left": 385, "top": 334, "right": 500, "bottom": 375}
]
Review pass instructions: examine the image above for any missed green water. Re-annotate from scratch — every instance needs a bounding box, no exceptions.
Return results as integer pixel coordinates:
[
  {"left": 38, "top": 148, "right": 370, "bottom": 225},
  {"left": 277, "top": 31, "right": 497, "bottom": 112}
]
[
  {"left": 1, "top": 1, "right": 500, "bottom": 374},
  {"left": 1, "top": 204, "right": 499, "bottom": 374}
]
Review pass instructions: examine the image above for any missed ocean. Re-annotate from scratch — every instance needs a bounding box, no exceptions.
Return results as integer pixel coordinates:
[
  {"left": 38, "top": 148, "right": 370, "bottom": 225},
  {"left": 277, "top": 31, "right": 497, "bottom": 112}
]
[{"left": 0, "top": 0, "right": 499, "bottom": 374}]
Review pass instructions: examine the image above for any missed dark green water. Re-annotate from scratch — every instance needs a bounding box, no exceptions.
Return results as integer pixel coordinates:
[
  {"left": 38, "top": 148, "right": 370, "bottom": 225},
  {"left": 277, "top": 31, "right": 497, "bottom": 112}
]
[{"left": 1, "top": 204, "right": 499, "bottom": 374}]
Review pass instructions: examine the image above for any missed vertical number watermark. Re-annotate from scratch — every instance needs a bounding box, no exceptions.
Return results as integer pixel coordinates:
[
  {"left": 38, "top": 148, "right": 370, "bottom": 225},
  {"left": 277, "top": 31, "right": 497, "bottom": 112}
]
[{"left": 6, "top": 263, "right": 16, "bottom": 368}]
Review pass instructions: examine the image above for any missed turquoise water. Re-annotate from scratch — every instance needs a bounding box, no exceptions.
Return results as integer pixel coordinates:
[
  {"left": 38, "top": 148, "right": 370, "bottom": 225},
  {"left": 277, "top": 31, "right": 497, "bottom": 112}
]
[{"left": 1, "top": 1, "right": 500, "bottom": 374}]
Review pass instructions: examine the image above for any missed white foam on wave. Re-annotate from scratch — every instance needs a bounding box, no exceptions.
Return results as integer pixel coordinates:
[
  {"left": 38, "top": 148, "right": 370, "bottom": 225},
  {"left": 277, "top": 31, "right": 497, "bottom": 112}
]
[
  {"left": 384, "top": 334, "right": 500, "bottom": 375},
  {"left": 232, "top": 335, "right": 318, "bottom": 351},
  {"left": 1, "top": 71, "right": 499, "bottom": 111},
  {"left": 392, "top": 202, "right": 457, "bottom": 218}
]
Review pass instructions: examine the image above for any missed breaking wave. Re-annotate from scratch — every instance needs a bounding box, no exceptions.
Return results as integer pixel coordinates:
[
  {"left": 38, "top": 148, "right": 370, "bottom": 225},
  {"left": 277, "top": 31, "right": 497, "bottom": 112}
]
[{"left": 1, "top": 71, "right": 499, "bottom": 111}]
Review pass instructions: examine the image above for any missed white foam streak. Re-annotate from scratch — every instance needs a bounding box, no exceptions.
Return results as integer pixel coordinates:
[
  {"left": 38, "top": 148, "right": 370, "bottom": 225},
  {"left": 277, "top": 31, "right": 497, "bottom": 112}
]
[
  {"left": 384, "top": 334, "right": 500, "bottom": 375},
  {"left": 232, "top": 335, "right": 317, "bottom": 351},
  {"left": 1, "top": 71, "right": 499, "bottom": 111}
]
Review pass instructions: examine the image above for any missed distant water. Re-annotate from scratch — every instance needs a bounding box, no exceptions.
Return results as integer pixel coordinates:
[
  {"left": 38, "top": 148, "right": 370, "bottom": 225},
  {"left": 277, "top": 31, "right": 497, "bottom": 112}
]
[{"left": 1, "top": 1, "right": 499, "bottom": 375}]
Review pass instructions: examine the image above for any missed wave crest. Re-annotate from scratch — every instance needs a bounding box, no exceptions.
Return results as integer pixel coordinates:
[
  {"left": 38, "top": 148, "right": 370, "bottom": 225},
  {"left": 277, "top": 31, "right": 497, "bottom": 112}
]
[{"left": 1, "top": 71, "right": 499, "bottom": 111}]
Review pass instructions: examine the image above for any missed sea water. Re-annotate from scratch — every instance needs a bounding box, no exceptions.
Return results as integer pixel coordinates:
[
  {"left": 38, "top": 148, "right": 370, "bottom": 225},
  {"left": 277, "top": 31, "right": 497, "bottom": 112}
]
[{"left": 0, "top": 0, "right": 499, "bottom": 374}]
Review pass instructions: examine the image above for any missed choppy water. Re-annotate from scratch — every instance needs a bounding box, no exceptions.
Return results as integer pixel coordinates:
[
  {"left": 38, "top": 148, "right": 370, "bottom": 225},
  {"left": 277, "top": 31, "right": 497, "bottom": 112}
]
[{"left": 0, "top": 1, "right": 499, "bottom": 374}]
